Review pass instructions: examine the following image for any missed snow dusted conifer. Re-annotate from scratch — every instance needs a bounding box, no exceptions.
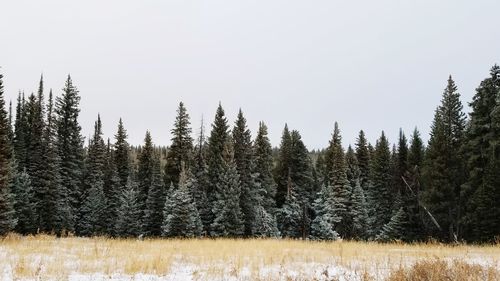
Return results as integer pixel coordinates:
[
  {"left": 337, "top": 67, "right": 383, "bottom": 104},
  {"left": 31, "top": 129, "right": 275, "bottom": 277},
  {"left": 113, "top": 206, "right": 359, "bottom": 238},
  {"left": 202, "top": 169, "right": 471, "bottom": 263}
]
[
  {"left": 350, "top": 179, "right": 369, "bottom": 240},
  {"left": 116, "top": 178, "right": 141, "bottom": 237},
  {"left": 164, "top": 102, "right": 193, "bottom": 188},
  {"left": 162, "top": 165, "right": 202, "bottom": 238},
  {"left": 210, "top": 140, "right": 245, "bottom": 237},
  {"left": 11, "top": 170, "right": 35, "bottom": 234},
  {"left": 143, "top": 155, "right": 165, "bottom": 237},
  {"left": 376, "top": 207, "right": 406, "bottom": 242},
  {"left": 0, "top": 72, "right": 17, "bottom": 235},
  {"left": 310, "top": 184, "right": 340, "bottom": 240},
  {"left": 276, "top": 172, "right": 303, "bottom": 238}
]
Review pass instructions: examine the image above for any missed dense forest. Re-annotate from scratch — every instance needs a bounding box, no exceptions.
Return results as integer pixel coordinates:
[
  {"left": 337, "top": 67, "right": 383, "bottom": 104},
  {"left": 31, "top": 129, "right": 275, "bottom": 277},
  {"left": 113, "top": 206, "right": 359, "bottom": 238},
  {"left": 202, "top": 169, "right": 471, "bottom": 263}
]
[{"left": 0, "top": 65, "right": 499, "bottom": 243}]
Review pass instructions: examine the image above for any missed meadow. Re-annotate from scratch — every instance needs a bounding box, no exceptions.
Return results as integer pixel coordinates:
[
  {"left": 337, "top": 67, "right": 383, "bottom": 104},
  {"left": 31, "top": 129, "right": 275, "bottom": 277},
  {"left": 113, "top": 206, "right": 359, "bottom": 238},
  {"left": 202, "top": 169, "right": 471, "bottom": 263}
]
[{"left": 0, "top": 234, "right": 499, "bottom": 281}]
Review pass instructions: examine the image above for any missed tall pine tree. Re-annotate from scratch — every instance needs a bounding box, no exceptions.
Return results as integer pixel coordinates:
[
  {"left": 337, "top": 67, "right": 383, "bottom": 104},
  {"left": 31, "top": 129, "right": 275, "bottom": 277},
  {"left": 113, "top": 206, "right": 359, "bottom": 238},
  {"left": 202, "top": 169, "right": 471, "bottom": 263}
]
[
  {"left": 55, "top": 75, "right": 84, "bottom": 232},
  {"left": 423, "top": 76, "right": 466, "bottom": 241},
  {"left": 164, "top": 102, "right": 193, "bottom": 188}
]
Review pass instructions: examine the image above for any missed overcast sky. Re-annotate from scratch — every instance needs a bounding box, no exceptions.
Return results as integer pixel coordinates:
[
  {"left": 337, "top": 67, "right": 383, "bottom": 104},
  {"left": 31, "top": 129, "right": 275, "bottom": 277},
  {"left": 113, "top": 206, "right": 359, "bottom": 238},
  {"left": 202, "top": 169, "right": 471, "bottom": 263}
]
[{"left": 1, "top": 1, "right": 499, "bottom": 149}]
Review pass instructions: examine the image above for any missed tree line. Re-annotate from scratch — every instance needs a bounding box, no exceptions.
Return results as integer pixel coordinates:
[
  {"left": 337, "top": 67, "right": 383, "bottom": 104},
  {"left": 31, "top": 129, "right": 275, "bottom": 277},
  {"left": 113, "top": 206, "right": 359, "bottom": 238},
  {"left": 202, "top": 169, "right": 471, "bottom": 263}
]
[{"left": 0, "top": 66, "right": 499, "bottom": 243}]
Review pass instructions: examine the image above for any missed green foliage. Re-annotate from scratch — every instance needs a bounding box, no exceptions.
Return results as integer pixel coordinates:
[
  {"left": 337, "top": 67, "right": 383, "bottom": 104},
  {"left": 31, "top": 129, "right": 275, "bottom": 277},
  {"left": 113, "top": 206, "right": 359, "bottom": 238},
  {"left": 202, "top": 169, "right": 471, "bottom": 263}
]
[
  {"left": 162, "top": 169, "right": 202, "bottom": 238},
  {"left": 116, "top": 178, "right": 142, "bottom": 237},
  {"left": 114, "top": 118, "right": 130, "bottom": 188},
  {"left": 164, "top": 102, "right": 193, "bottom": 187}
]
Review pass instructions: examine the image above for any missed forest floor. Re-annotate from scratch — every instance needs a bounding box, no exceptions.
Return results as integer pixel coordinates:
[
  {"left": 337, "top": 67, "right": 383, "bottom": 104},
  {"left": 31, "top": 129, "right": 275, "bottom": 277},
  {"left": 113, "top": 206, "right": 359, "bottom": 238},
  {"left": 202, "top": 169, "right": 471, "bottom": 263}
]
[{"left": 0, "top": 234, "right": 499, "bottom": 281}]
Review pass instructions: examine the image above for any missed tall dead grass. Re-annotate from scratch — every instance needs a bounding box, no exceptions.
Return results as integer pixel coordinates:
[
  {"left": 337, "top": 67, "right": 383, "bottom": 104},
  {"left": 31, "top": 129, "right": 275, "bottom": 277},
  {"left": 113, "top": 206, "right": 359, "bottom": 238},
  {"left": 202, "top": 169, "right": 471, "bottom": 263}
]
[{"left": 0, "top": 233, "right": 498, "bottom": 280}]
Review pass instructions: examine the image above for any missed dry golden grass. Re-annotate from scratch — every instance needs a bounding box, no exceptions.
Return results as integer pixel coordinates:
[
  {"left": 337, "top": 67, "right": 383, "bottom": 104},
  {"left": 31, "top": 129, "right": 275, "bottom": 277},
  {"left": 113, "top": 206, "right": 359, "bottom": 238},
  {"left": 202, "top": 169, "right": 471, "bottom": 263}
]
[{"left": 0, "top": 234, "right": 498, "bottom": 280}]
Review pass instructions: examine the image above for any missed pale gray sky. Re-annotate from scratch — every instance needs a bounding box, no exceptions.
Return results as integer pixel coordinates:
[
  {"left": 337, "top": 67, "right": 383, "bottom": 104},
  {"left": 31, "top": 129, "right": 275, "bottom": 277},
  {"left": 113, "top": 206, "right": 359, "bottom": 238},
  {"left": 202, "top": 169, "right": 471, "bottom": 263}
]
[{"left": 1, "top": 1, "right": 499, "bottom": 149}]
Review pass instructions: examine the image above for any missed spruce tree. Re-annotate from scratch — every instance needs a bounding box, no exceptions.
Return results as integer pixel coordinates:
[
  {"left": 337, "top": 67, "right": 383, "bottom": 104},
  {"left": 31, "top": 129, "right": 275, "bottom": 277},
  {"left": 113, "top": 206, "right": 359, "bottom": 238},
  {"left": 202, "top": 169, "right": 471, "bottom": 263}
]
[
  {"left": 191, "top": 118, "right": 212, "bottom": 234},
  {"left": 210, "top": 140, "right": 245, "bottom": 237},
  {"left": 162, "top": 168, "right": 202, "bottom": 238},
  {"left": 288, "top": 130, "right": 314, "bottom": 239},
  {"left": 116, "top": 177, "right": 141, "bottom": 237},
  {"left": 77, "top": 116, "right": 107, "bottom": 236},
  {"left": 463, "top": 66, "right": 500, "bottom": 242},
  {"left": 375, "top": 207, "right": 406, "bottom": 242},
  {"left": 253, "top": 122, "right": 277, "bottom": 217},
  {"left": 276, "top": 175, "right": 303, "bottom": 239},
  {"left": 350, "top": 179, "right": 369, "bottom": 240},
  {"left": 55, "top": 75, "right": 84, "bottom": 231},
  {"left": 369, "top": 131, "right": 393, "bottom": 236},
  {"left": 103, "top": 139, "right": 121, "bottom": 236},
  {"left": 310, "top": 184, "right": 341, "bottom": 240},
  {"left": 206, "top": 103, "right": 230, "bottom": 218},
  {"left": 143, "top": 155, "right": 165, "bottom": 237},
  {"left": 345, "top": 145, "right": 360, "bottom": 188},
  {"left": 395, "top": 129, "right": 409, "bottom": 194},
  {"left": 408, "top": 128, "right": 424, "bottom": 173},
  {"left": 77, "top": 179, "right": 106, "bottom": 236},
  {"left": 13, "top": 93, "right": 28, "bottom": 170},
  {"left": 355, "top": 130, "right": 370, "bottom": 189},
  {"left": 39, "top": 90, "right": 60, "bottom": 233},
  {"left": 114, "top": 118, "right": 130, "bottom": 188},
  {"left": 164, "top": 102, "right": 193, "bottom": 188},
  {"left": 137, "top": 131, "right": 155, "bottom": 216},
  {"left": 323, "top": 123, "right": 351, "bottom": 237},
  {"left": 27, "top": 77, "right": 46, "bottom": 230},
  {"left": 403, "top": 128, "right": 426, "bottom": 241},
  {"left": 232, "top": 109, "right": 257, "bottom": 236},
  {"left": 422, "top": 76, "right": 466, "bottom": 241},
  {"left": 11, "top": 170, "right": 35, "bottom": 234},
  {"left": 274, "top": 124, "right": 292, "bottom": 208},
  {"left": 0, "top": 72, "right": 17, "bottom": 235},
  {"left": 252, "top": 204, "right": 280, "bottom": 238}
]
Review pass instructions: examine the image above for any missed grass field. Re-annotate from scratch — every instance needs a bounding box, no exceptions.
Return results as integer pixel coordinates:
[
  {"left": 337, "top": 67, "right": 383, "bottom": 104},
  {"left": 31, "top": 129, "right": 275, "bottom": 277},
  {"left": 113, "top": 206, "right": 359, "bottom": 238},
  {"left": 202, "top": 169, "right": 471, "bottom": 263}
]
[{"left": 0, "top": 234, "right": 499, "bottom": 281}]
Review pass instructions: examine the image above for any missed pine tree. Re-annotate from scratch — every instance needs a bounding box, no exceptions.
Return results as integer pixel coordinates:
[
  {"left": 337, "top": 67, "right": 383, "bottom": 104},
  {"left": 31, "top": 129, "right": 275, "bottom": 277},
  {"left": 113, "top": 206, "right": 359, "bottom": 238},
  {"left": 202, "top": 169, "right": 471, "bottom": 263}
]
[
  {"left": 274, "top": 124, "right": 292, "bottom": 208},
  {"left": 77, "top": 179, "right": 106, "bottom": 236},
  {"left": 463, "top": 66, "right": 500, "bottom": 242},
  {"left": 376, "top": 207, "right": 406, "bottom": 242},
  {"left": 408, "top": 128, "right": 424, "bottom": 173},
  {"left": 206, "top": 103, "right": 230, "bottom": 222},
  {"left": 310, "top": 184, "right": 340, "bottom": 240},
  {"left": 423, "top": 76, "right": 466, "bottom": 241},
  {"left": 7, "top": 101, "right": 13, "bottom": 144},
  {"left": 143, "top": 155, "right": 165, "bottom": 237},
  {"left": 77, "top": 116, "right": 107, "bottom": 236},
  {"left": 27, "top": 77, "right": 46, "bottom": 230},
  {"left": 116, "top": 178, "right": 141, "bottom": 237},
  {"left": 276, "top": 175, "right": 303, "bottom": 238},
  {"left": 103, "top": 139, "right": 121, "bottom": 236},
  {"left": 395, "top": 129, "right": 409, "bottom": 194},
  {"left": 355, "top": 130, "right": 370, "bottom": 189},
  {"left": 369, "top": 131, "right": 393, "bottom": 237},
  {"left": 350, "top": 179, "right": 369, "bottom": 240},
  {"left": 38, "top": 90, "right": 61, "bottom": 233},
  {"left": 191, "top": 117, "right": 212, "bottom": 235},
  {"left": 323, "top": 123, "right": 351, "bottom": 237},
  {"left": 13, "top": 93, "right": 28, "bottom": 170},
  {"left": 0, "top": 72, "right": 17, "bottom": 235},
  {"left": 288, "top": 130, "right": 314, "bottom": 239},
  {"left": 232, "top": 109, "right": 257, "bottom": 236},
  {"left": 55, "top": 75, "right": 84, "bottom": 232},
  {"left": 345, "top": 145, "right": 360, "bottom": 188},
  {"left": 162, "top": 168, "right": 202, "bottom": 238},
  {"left": 164, "top": 102, "right": 193, "bottom": 188},
  {"left": 403, "top": 128, "right": 426, "bottom": 241},
  {"left": 137, "top": 131, "right": 155, "bottom": 216},
  {"left": 210, "top": 141, "right": 245, "bottom": 237},
  {"left": 10, "top": 170, "right": 35, "bottom": 234},
  {"left": 253, "top": 122, "right": 277, "bottom": 217},
  {"left": 114, "top": 118, "right": 130, "bottom": 188}
]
